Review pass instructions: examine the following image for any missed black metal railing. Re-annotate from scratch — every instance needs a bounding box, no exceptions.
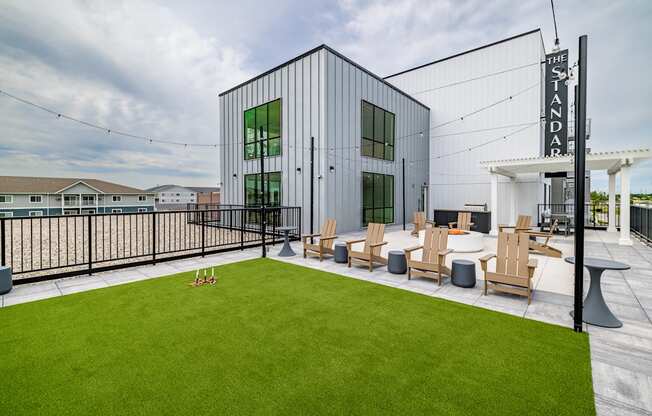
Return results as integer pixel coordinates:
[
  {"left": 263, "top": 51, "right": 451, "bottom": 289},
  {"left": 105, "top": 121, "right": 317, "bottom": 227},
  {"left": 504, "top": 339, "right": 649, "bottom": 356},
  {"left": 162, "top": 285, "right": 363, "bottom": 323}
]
[
  {"left": 632, "top": 205, "right": 651, "bottom": 243},
  {"left": 0, "top": 206, "right": 301, "bottom": 284},
  {"left": 536, "top": 203, "right": 619, "bottom": 229}
]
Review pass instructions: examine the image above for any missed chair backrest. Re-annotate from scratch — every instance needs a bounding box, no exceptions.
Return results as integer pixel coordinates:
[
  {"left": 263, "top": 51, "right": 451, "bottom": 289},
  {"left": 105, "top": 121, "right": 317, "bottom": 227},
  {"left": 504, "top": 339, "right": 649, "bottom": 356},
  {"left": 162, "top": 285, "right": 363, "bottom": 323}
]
[
  {"left": 364, "top": 223, "right": 385, "bottom": 256},
  {"left": 320, "top": 218, "right": 337, "bottom": 249},
  {"left": 458, "top": 212, "right": 472, "bottom": 230},
  {"left": 413, "top": 211, "right": 425, "bottom": 227},
  {"left": 421, "top": 227, "right": 448, "bottom": 265},
  {"left": 495, "top": 232, "right": 530, "bottom": 278},
  {"left": 516, "top": 215, "right": 531, "bottom": 229}
]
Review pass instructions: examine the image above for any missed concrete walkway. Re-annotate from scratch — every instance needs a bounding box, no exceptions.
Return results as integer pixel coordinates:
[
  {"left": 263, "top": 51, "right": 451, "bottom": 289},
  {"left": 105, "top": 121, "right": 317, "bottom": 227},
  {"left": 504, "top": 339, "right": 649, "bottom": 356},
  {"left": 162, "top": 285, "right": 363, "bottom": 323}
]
[{"left": 1, "top": 228, "right": 651, "bottom": 415}]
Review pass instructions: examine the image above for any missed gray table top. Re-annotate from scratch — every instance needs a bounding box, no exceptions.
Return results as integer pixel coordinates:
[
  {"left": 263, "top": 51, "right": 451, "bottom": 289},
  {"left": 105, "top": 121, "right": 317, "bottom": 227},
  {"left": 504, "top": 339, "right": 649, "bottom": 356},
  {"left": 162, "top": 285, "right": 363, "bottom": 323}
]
[
  {"left": 564, "top": 257, "right": 630, "bottom": 271},
  {"left": 276, "top": 226, "right": 296, "bottom": 231}
]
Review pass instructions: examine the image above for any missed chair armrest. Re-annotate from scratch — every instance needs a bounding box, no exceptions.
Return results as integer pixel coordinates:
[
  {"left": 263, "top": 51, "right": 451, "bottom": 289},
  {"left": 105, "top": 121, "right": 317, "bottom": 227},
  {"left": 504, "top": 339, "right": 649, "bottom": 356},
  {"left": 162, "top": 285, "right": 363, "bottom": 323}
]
[
  {"left": 438, "top": 249, "right": 453, "bottom": 257},
  {"left": 527, "top": 258, "right": 538, "bottom": 269},
  {"left": 368, "top": 241, "right": 388, "bottom": 248},
  {"left": 448, "top": 221, "right": 457, "bottom": 228},
  {"left": 345, "top": 238, "right": 366, "bottom": 247},
  {"left": 404, "top": 245, "right": 423, "bottom": 253},
  {"left": 498, "top": 224, "right": 514, "bottom": 231},
  {"left": 526, "top": 231, "right": 550, "bottom": 238},
  {"left": 425, "top": 220, "right": 436, "bottom": 226},
  {"left": 479, "top": 253, "right": 496, "bottom": 272},
  {"left": 514, "top": 227, "right": 532, "bottom": 233},
  {"left": 319, "top": 235, "right": 338, "bottom": 241},
  {"left": 302, "top": 233, "right": 321, "bottom": 242}
]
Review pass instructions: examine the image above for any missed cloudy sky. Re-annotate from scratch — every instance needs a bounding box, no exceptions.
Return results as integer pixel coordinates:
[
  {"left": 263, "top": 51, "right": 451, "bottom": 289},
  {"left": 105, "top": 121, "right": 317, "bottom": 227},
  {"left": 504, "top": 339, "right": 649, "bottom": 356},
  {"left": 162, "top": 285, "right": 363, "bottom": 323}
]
[{"left": 0, "top": 0, "right": 650, "bottom": 191}]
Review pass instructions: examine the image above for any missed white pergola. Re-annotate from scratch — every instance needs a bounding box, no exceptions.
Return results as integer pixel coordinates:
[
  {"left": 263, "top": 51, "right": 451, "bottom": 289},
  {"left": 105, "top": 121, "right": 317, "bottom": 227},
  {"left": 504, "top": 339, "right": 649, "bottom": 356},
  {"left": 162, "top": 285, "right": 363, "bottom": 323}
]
[{"left": 480, "top": 149, "right": 651, "bottom": 246}]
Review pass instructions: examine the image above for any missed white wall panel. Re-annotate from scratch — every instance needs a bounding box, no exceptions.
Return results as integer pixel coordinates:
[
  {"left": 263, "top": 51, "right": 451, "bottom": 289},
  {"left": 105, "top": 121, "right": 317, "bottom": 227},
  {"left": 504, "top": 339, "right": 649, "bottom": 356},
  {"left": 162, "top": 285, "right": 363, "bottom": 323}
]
[{"left": 386, "top": 30, "right": 546, "bottom": 224}]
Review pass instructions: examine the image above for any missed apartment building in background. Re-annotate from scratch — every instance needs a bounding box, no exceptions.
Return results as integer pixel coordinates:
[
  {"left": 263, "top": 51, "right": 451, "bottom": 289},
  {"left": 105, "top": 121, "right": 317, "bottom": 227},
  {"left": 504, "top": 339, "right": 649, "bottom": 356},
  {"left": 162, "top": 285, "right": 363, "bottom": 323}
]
[{"left": 0, "top": 176, "right": 155, "bottom": 217}]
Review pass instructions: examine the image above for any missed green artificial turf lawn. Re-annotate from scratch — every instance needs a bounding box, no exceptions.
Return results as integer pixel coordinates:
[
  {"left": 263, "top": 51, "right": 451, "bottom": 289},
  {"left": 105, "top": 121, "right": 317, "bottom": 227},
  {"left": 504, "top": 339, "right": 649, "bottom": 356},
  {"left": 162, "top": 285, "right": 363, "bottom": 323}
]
[{"left": 0, "top": 258, "right": 594, "bottom": 415}]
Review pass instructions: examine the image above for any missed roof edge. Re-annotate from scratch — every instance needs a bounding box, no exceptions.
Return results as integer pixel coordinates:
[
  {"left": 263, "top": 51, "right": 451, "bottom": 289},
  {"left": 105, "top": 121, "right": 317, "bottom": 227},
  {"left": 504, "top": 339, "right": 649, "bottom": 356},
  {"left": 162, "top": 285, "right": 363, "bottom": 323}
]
[
  {"left": 218, "top": 44, "right": 430, "bottom": 110},
  {"left": 384, "top": 29, "right": 542, "bottom": 80}
]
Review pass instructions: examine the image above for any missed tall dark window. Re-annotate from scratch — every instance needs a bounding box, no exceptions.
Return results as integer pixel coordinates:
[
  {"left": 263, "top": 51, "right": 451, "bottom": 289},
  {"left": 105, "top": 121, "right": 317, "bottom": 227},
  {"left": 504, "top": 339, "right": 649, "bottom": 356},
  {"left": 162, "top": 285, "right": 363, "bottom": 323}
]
[
  {"left": 362, "top": 172, "right": 394, "bottom": 226},
  {"left": 244, "top": 99, "right": 281, "bottom": 160},
  {"left": 361, "top": 101, "right": 395, "bottom": 161},
  {"left": 244, "top": 172, "right": 282, "bottom": 207}
]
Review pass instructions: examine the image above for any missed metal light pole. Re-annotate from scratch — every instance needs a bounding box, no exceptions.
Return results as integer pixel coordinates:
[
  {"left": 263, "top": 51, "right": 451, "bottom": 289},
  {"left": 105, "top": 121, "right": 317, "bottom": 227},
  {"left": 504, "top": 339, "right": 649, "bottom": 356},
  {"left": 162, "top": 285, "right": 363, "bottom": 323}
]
[
  {"left": 573, "top": 35, "right": 588, "bottom": 332},
  {"left": 259, "top": 126, "right": 266, "bottom": 258},
  {"left": 402, "top": 158, "right": 406, "bottom": 230}
]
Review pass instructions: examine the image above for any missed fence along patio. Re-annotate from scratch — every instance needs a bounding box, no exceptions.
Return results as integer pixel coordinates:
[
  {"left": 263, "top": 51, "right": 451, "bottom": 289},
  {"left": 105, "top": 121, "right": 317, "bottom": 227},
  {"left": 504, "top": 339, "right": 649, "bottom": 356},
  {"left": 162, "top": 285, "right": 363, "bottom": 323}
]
[{"left": 0, "top": 206, "right": 300, "bottom": 284}]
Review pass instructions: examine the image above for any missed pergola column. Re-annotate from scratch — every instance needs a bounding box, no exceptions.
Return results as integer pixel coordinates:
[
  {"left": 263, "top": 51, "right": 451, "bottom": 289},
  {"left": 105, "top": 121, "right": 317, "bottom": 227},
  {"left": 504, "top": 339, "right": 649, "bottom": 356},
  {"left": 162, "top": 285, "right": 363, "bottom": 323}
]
[
  {"left": 510, "top": 177, "right": 517, "bottom": 224},
  {"left": 607, "top": 172, "right": 617, "bottom": 233},
  {"left": 490, "top": 173, "right": 498, "bottom": 236},
  {"left": 619, "top": 163, "right": 632, "bottom": 246}
]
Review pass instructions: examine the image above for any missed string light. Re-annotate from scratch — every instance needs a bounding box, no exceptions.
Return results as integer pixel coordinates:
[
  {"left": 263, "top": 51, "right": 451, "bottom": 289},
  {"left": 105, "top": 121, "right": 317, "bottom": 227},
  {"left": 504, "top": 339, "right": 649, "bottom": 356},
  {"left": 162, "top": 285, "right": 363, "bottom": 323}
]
[{"left": 0, "top": 88, "right": 219, "bottom": 149}]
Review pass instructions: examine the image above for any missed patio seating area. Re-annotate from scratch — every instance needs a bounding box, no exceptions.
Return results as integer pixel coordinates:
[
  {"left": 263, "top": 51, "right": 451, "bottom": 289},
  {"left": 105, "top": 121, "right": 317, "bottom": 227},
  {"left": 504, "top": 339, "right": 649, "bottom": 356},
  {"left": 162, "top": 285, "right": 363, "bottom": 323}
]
[{"left": 1, "top": 224, "right": 651, "bottom": 415}]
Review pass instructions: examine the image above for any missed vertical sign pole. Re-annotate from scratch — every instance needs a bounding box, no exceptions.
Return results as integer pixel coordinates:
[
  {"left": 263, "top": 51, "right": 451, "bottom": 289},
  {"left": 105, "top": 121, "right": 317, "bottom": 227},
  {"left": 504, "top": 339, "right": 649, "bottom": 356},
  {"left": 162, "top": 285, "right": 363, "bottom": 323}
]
[
  {"left": 310, "top": 136, "right": 315, "bottom": 240},
  {"left": 259, "top": 126, "right": 266, "bottom": 258},
  {"left": 402, "top": 158, "right": 406, "bottom": 230},
  {"left": 573, "top": 35, "right": 588, "bottom": 332}
]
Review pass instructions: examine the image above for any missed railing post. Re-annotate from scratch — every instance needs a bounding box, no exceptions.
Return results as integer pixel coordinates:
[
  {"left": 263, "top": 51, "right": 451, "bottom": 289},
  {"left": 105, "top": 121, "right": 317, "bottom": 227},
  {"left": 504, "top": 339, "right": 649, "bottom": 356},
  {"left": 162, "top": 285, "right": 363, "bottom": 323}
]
[
  {"left": 87, "top": 214, "right": 92, "bottom": 275},
  {"left": 0, "top": 218, "right": 5, "bottom": 267},
  {"left": 240, "top": 209, "right": 244, "bottom": 250},
  {"left": 152, "top": 211, "right": 157, "bottom": 265},
  {"left": 201, "top": 210, "right": 206, "bottom": 257}
]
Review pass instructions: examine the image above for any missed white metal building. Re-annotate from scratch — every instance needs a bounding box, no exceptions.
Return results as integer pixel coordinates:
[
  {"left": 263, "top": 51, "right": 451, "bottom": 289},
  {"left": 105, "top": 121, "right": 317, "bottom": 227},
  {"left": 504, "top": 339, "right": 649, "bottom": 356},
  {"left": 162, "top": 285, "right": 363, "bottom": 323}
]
[
  {"left": 219, "top": 45, "right": 430, "bottom": 233},
  {"left": 385, "top": 29, "right": 546, "bottom": 227}
]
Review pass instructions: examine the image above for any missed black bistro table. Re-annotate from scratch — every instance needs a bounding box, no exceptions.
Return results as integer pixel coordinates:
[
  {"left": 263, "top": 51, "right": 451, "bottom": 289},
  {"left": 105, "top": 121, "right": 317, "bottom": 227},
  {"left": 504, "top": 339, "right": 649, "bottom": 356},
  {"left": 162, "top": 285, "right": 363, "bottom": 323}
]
[
  {"left": 276, "top": 226, "right": 297, "bottom": 257},
  {"left": 565, "top": 256, "right": 630, "bottom": 328}
]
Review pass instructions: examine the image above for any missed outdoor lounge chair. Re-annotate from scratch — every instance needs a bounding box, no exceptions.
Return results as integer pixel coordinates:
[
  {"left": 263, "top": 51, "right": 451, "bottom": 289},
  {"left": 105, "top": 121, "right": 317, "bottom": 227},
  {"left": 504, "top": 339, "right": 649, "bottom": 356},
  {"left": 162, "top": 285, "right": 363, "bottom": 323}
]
[
  {"left": 528, "top": 219, "right": 562, "bottom": 258},
  {"left": 302, "top": 218, "right": 337, "bottom": 261},
  {"left": 411, "top": 211, "right": 435, "bottom": 236},
  {"left": 448, "top": 212, "right": 473, "bottom": 231},
  {"left": 480, "top": 232, "right": 538, "bottom": 304},
  {"left": 498, "top": 214, "right": 532, "bottom": 234},
  {"left": 346, "top": 223, "right": 387, "bottom": 271},
  {"left": 405, "top": 227, "right": 452, "bottom": 285}
]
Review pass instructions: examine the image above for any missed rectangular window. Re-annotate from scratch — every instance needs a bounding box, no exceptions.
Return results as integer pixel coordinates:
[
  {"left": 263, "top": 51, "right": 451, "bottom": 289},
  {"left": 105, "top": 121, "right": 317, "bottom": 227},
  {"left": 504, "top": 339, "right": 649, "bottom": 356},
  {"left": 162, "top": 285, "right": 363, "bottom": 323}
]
[
  {"left": 361, "top": 101, "right": 395, "bottom": 161},
  {"left": 362, "top": 172, "right": 394, "bottom": 226},
  {"left": 0, "top": 212, "right": 13, "bottom": 218},
  {"left": 244, "top": 172, "right": 282, "bottom": 207},
  {"left": 244, "top": 99, "right": 281, "bottom": 160},
  {"left": 29, "top": 211, "right": 43, "bottom": 217},
  {"left": 29, "top": 195, "right": 43, "bottom": 203},
  {"left": 0, "top": 195, "right": 13, "bottom": 203},
  {"left": 111, "top": 208, "right": 122, "bottom": 213},
  {"left": 138, "top": 195, "right": 147, "bottom": 201},
  {"left": 137, "top": 208, "right": 147, "bottom": 213},
  {"left": 112, "top": 196, "right": 122, "bottom": 202}
]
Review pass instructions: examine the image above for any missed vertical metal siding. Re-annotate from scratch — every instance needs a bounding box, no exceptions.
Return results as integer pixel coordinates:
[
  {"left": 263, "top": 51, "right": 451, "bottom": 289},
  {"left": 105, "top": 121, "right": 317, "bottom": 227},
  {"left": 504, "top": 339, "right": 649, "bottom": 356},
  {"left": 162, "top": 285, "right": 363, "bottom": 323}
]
[{"left": 219, "top": 48, "right": 429, "bottom": 233}]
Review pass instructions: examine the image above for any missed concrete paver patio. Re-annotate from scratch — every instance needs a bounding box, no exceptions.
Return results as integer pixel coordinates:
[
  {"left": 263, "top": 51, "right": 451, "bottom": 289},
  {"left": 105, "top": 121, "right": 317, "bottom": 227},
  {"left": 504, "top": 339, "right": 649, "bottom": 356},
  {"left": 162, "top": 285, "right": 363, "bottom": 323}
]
[{"left": 2, "top": 227, "right": 651, "bottom": 415}]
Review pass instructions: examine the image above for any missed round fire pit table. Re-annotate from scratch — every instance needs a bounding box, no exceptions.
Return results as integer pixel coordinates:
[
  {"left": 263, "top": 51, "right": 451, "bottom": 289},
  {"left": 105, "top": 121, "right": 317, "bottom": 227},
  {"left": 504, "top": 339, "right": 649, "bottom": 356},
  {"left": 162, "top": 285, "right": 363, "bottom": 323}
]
[
  {"left": 451, "top": 259, "right": 476, "bottom": 288},
  {"left": 334, "top": 242, "right": 348, "bottom": 263},
  {"left": 387, "top": 250, "right": 407, "bottom": 274},
  {"left": 565, "top": 256, "right": 630, "bottom": 328},
  {"left": 276, "top": 226, "right": 297, "bottom": 257}
]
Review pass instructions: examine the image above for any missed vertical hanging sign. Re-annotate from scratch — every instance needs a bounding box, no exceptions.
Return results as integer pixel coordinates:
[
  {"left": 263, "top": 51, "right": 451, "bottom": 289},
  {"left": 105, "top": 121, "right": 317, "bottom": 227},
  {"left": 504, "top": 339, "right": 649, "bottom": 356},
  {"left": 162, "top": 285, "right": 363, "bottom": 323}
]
[{"left": 544, "top": 49, "right": 569, "bottom": 157}]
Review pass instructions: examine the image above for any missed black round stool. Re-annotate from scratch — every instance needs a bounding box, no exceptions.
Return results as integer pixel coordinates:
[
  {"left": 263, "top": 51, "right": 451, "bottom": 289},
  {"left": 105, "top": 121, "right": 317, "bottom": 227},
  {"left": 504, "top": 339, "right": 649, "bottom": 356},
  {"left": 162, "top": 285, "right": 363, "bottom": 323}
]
[{"left": 451, "top": 259, "right": 476, "bottom": 288}]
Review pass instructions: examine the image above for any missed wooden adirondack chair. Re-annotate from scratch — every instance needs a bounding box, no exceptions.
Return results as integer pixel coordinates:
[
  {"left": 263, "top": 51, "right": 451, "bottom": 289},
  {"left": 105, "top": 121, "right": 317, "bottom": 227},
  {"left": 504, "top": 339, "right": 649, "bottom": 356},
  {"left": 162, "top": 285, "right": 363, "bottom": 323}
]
[
  {"left": 404, "top": 227, "right": 452, "bottom": 285},
  {"left": 498, "top": 214, "right": 532, "bottom": 234},
  {"left": 302, "top": 218, "right": 337, "bottom": 261},
  {"left": 411, "top": 211, "right": 435, "bottom": 236},
  {"left": 448, "top": 212, "right": 473, "bottom": 231},
  {"left": 528, "top": 219, "right": 562, "bottom": 258},
  {"left": 480, "top": 232, "right": 538, "bottom": 304},
  {"left": 346, "top": 223, "right": 388, "bottom": 271}
]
